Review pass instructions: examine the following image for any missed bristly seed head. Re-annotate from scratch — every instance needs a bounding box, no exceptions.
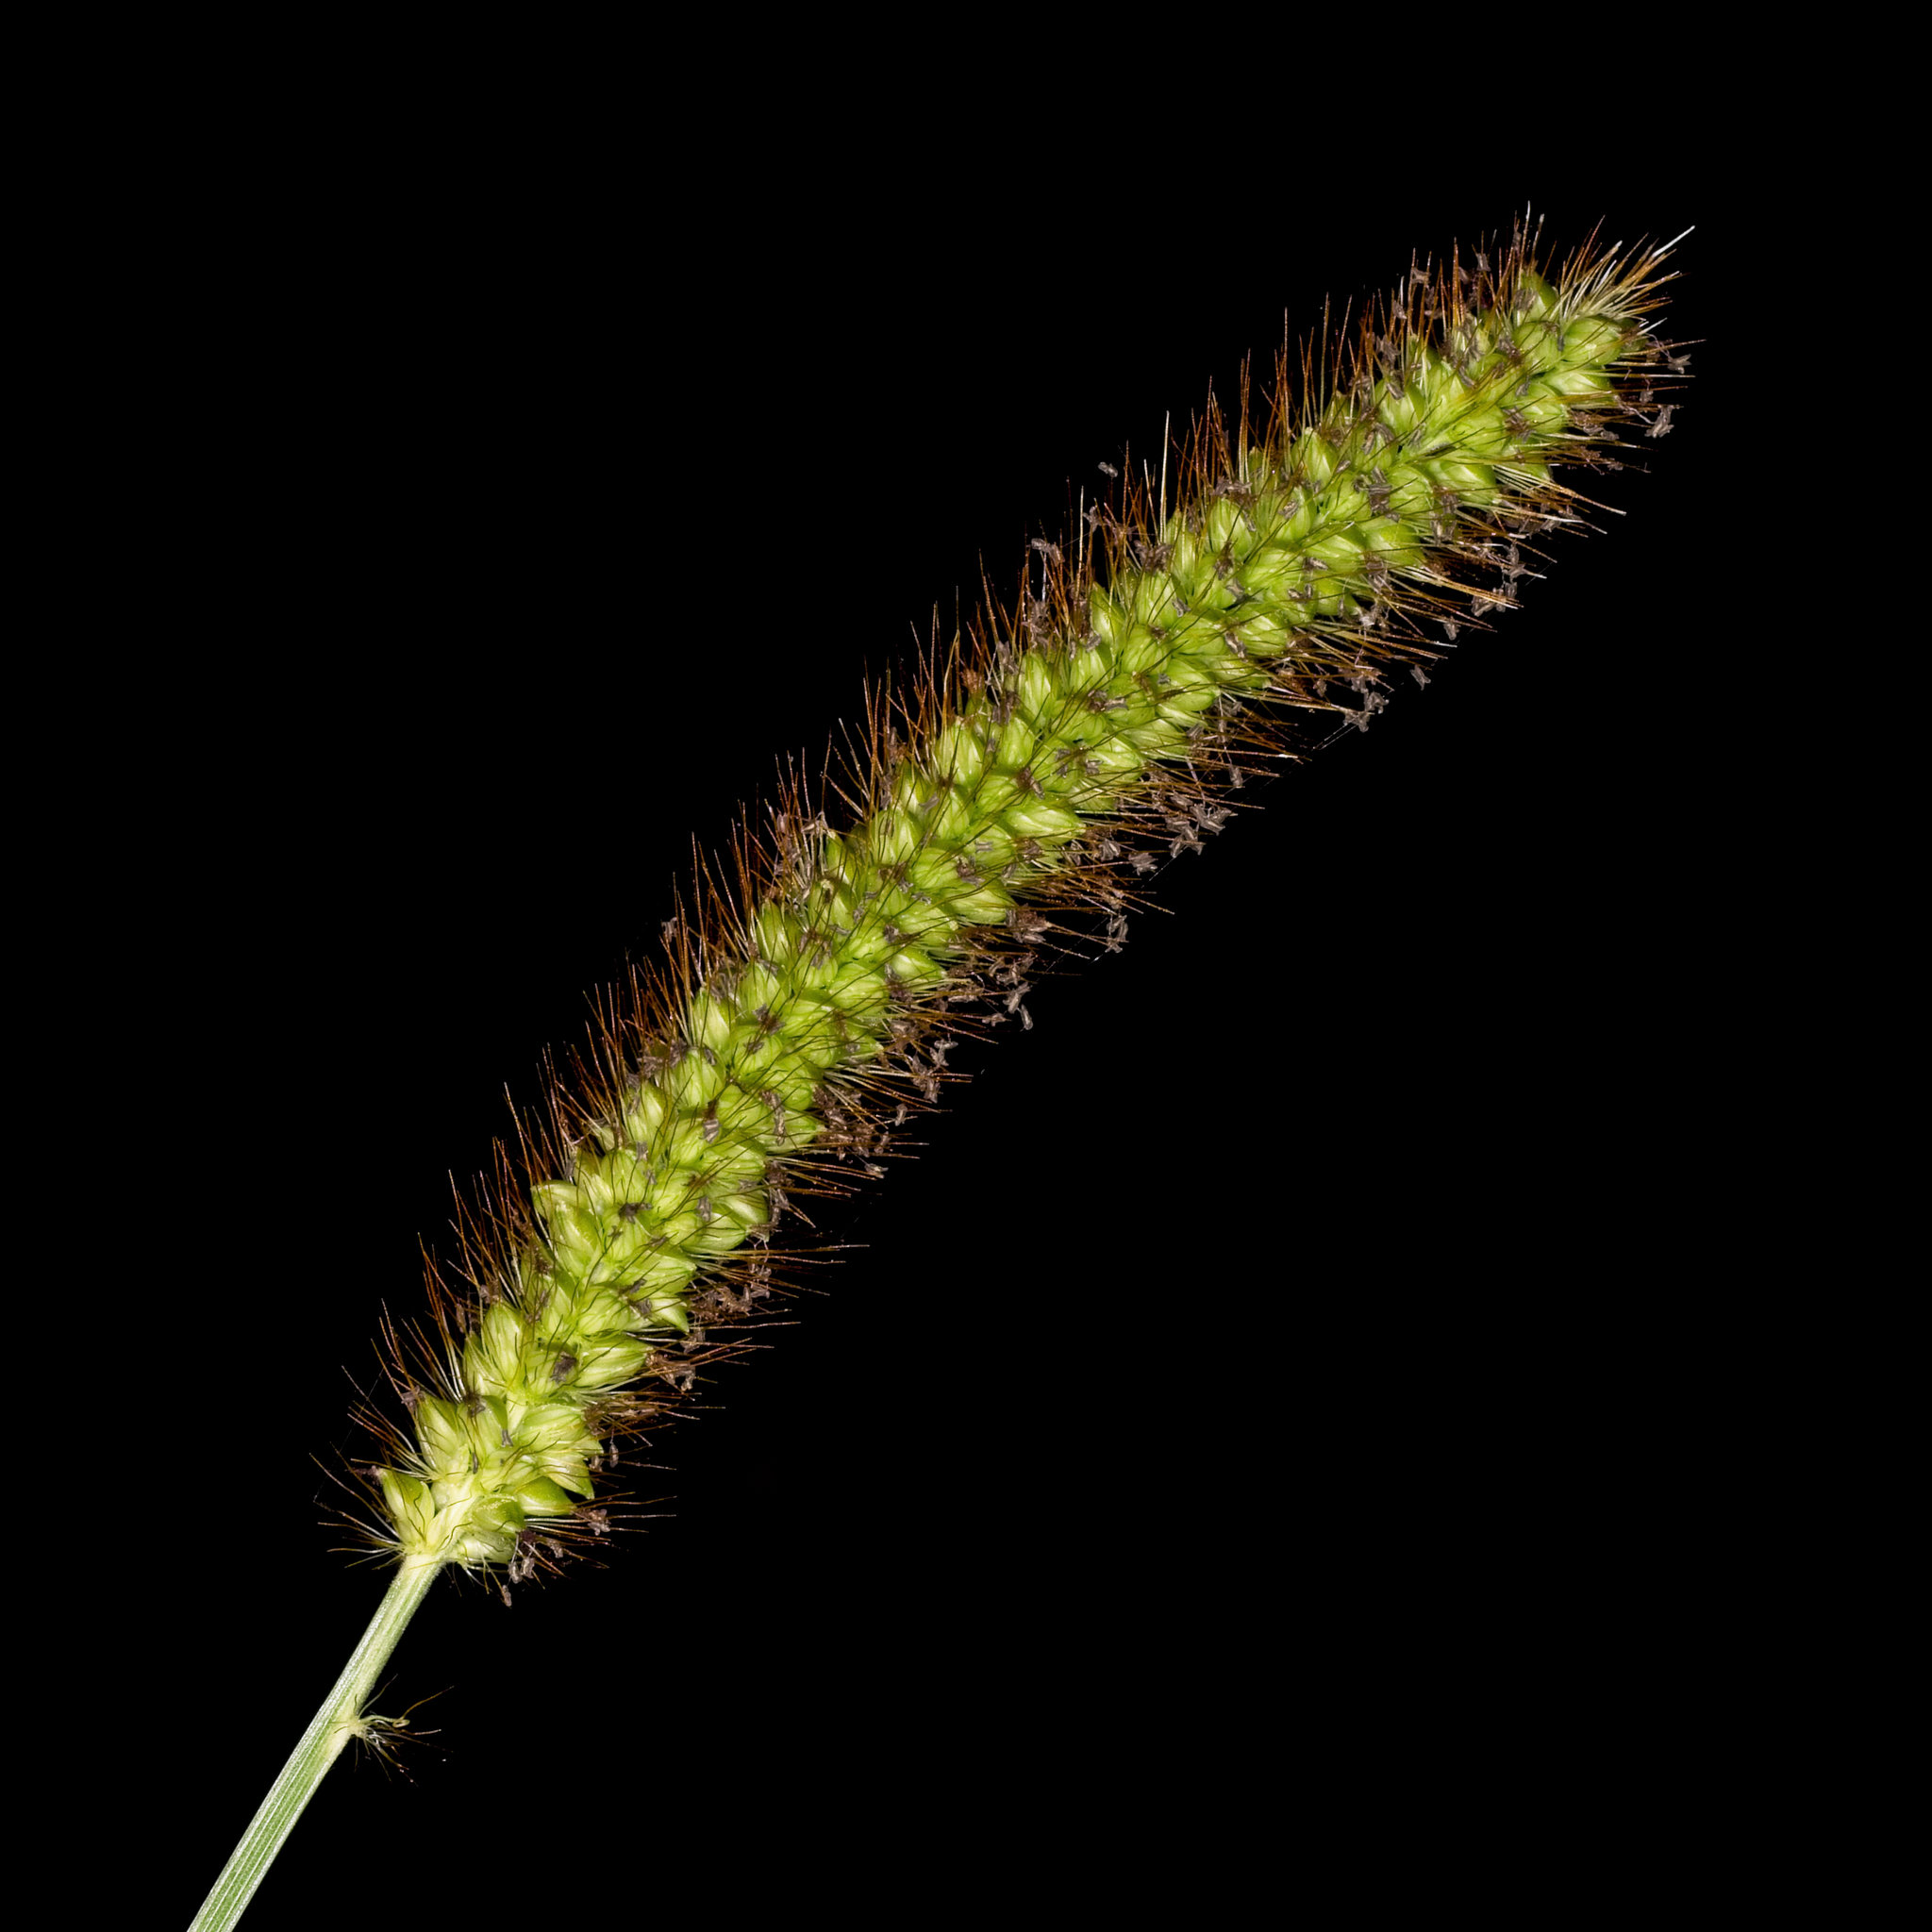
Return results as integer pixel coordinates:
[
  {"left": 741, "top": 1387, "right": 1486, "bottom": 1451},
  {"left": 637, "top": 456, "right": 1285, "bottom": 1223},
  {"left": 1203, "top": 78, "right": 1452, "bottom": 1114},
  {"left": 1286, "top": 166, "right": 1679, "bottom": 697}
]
[{"left": 352, "top": 219, "right": 1689, "bottom": 1581}]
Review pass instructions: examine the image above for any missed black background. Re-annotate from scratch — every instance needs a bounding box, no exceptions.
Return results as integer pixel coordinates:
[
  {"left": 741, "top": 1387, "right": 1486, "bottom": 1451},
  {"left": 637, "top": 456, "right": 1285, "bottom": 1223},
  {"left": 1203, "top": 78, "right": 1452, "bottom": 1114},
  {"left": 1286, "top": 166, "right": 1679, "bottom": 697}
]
[{"left": 79, "top": 94, "right": 1806, "bottom": 1926}]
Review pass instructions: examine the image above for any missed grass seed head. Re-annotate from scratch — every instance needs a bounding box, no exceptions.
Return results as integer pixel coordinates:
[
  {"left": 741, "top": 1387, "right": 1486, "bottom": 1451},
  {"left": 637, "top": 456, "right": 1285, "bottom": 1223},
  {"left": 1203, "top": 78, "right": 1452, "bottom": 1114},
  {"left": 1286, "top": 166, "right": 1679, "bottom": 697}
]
[{"left": 345, "top": 217, "right": 1690, "bottom": 1581}]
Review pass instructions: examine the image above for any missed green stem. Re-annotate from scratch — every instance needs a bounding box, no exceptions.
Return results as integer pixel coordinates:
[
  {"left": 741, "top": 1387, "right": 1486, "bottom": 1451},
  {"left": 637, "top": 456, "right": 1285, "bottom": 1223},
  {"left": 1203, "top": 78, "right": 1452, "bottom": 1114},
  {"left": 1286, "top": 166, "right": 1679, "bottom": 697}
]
[{"left": 190, "top": 1559, "right": 442, "bottom": 1932}]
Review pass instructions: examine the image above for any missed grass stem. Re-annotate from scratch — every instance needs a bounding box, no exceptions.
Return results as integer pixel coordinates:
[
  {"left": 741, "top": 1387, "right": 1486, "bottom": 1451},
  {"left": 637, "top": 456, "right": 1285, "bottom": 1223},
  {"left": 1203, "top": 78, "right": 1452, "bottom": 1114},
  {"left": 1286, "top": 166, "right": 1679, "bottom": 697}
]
[{"left": 190, "top": 1559, "right": 441, "bottom": 1931}]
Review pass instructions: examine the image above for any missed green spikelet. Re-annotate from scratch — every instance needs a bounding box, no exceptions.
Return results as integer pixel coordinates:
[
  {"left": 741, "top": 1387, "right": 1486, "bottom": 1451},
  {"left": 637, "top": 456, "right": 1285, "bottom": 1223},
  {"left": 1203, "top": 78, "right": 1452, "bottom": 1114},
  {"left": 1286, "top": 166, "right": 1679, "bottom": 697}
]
[{"left": 361, "top": 229, "right": 1687, "bottom": 1575}]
